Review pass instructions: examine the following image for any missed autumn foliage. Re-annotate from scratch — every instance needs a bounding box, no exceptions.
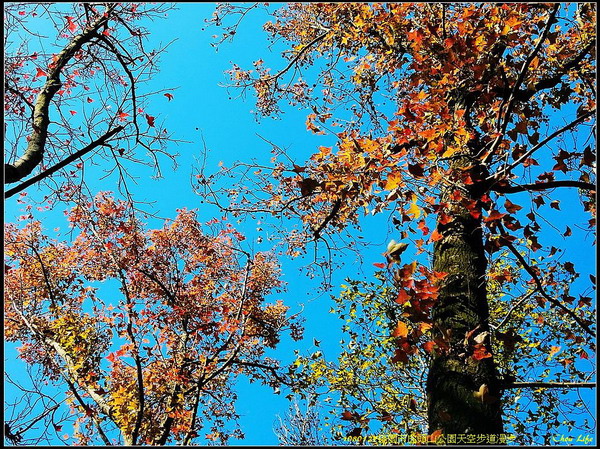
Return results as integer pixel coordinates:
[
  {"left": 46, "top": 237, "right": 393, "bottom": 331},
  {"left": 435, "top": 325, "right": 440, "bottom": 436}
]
[
  {"left": 5, "top": 193, "right": 301, "bottom": 444},
  {"left": 4, "top": 2, "right": 597, "bottom": 446},
  {"left": 206, "top": 2, "right": 596, "bottom": 443}
]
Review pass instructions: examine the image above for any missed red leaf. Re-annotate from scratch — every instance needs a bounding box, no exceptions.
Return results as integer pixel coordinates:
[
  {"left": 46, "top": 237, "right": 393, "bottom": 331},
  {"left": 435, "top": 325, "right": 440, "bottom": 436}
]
[
  {"left": 341, "top": 411, "right": 360, "bottom": 421},
  {"left": 472, "top": 344, "right": 492, "bottom": 360},
  {"left": 504, "top": 199, "right": 522, "bottom": 213},
  {"left": 35, "top": 67, "right": 48, "bottom": 78},
  {"left": 391, "top": 348, "right": 409, "bottom": 364},
  {"left": 564, "top": 226, "right": 572, "bottom": 237},
  {"left": 395, "top": 289, "right": 411, "bottom": 304},
  {"left": 438, "top": 212, "right": 453, "bottom": 225},
  {"left": 65, "top": 16, "right": 77, "bottom": 33},
  {"left": 145, "top": 114, "right": 155, "bottom": 127},
  {"left": 164, "top": 93, "right": 173, "bottom": 101},
  {"left": 87, "top": 97, "right": 94, "bottom": 103},
  {"left": 117, "top": 111, "right": 129, "bottom": 121},
  {"left": 373, "top": 262, "right": 386, "bottom": 269},
  {"left": 19, "top": 11, "right": 26, "bottom": 16},
  {"left": 484, "top": 210, "right": 506, "bottom": 223},
  {"left": 422, "top": 340, "right": 436, "bottom": 353},
  {"left": 69, "top": 110, "right": 77, "bottom": 116}
]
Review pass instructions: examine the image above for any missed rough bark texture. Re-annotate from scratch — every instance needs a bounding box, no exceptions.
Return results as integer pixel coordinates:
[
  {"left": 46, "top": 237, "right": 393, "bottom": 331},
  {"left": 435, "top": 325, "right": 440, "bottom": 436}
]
[
  {"left": 426, "top": 155, "right": 504, "bottom": 438},
  {"left": 426, "top": 88, "right": 504, "bottom": 438}
]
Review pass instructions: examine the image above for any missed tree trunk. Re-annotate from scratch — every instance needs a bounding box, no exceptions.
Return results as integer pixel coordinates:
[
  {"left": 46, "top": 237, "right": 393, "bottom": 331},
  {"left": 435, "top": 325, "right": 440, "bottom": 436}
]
[{"left": 426, "top": 150, "right": 504, "bottom": 437}]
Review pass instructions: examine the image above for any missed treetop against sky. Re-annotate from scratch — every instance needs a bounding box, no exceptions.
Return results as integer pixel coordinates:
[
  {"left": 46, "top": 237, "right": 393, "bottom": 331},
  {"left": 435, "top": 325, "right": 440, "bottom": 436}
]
[{"left": 3, "top": 3, "right": 596, "bottom": 446}]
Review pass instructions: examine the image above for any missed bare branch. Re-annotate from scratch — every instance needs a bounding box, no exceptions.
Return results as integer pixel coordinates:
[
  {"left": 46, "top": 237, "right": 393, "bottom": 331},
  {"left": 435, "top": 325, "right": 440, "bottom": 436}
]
[
  {"left": 491, "top": 180, "right": 596, "bottom": 194},
  {"left": 4, "top": 4, "right": 117, "bottom": 184},
  {"left": 495, "top": 223, "right": 595, "bottom": 338},
  {"left": 5, "top": 125, "right": 124, "bottom": 199}
]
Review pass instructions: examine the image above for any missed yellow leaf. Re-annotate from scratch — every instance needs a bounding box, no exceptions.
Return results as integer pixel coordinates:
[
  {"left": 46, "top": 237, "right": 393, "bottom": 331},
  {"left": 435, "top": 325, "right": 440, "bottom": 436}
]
[
  {"left": 384, "top": 171, "right": 403, "bottom": 191},
  {"left": 407, "top": 199, "right": 421, "bottom": 219},
  {"left": 442, "top": 145, "right": 462, "bottom": 158}
]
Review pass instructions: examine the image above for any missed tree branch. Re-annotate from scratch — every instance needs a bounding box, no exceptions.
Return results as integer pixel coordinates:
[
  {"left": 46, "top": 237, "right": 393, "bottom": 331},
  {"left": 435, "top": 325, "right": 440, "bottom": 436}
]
[
  {"left": 491, "top": 179, "right": 596, "bottom": 194},
  {"left": 4, "top": 4, "right": 117, "bottom": 184},
  {"left": 484, "top": 5, "right": 560, "bottom": 162},
  {"left": 492, "top": 39, "right": 596, "bottom": 102},
  {"left": 263, "top": 32, "right": 327, "bottom": 83},
  {"left": 5, "top": 125, "right": 124, "bottom": 199},
  {"left": 495, "top": 223, "right": 595, "bottom": 338},
  {"left": 501, "top": 381, "right": 596, "bottom": 390},
  {"left": 489, "top": 109, "right": 595, "bottom": 183}
]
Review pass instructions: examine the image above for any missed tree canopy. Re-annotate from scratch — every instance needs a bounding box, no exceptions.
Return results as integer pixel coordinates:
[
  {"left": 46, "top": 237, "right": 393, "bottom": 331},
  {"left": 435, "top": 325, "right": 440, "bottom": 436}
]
[{"left": 4, "top": 2, "right": 597, "bottom": 446}]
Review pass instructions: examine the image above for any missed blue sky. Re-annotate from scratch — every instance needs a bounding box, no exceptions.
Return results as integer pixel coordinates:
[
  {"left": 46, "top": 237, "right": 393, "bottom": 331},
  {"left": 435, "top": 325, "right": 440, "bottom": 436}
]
[
  {"left": 4, "top": 3, "right": 596, "bottom": 446},
  {"left": 4, "top": 4, "right": 368, "bottom": 444}
]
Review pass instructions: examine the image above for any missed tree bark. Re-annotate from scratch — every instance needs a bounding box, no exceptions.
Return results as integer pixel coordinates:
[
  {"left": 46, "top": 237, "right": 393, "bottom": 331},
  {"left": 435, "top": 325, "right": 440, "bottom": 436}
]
[
  {"left": 4, "top": 5, "right": 115, "bottom": 184},
  {"left": 427, "top": 96, "right": 504, "bottom": 437},
  {"left": 427, "top": 185, "right": 504, "bottom": 436}
]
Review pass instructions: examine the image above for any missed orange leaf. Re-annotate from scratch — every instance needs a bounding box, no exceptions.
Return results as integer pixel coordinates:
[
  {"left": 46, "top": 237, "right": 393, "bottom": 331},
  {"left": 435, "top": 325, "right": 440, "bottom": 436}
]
[
  {"left": 484, "top": 210, "right": 506, "bottom": 222},
  {"left": 429, "top": 429, "right": 443, "bottom": 443},
  {"left": 392, "top": 321, "right": 409, "bottom": 338},
  {"left": 430, "top": 229, "right": 443, "bottom": 242},
  {"left": 422, "top": 340, "right": 436, "bottom": 353},
  {"left": 472, "top": 344, "right": 492, "bottom": 360},
  {"left": 395, "top": 289, "right": 411, "bottom": 304}
]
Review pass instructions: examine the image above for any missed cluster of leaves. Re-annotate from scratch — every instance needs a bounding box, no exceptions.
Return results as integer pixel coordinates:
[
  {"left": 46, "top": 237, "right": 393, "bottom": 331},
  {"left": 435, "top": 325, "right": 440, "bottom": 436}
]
[
  {"left": 486, "top": 251, "right": 596, "bottom": 444},
  {"left": 4, "top": 192, "right": 301, "bottom": 445},
  {"left": 284, "top": 249, "right": 595, "bottom": 445},
  {"left": 207, "top": 3, "right": 596, "bottom": 263},
  {"left": 288, "top": 276, "right": 430, "bottom": 444},
  {"left": 207, "top": 2, "right": 596, "bottom": 442}
]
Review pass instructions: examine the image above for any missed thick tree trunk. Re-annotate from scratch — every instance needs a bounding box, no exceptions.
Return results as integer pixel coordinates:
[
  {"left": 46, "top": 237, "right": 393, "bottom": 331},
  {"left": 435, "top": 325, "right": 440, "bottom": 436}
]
[{"left": 426, "top": 155, "right": 504, "bottom": 438}]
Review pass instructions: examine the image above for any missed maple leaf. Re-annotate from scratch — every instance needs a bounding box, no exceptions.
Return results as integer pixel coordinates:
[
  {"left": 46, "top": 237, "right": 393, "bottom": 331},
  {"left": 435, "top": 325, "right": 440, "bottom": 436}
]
[
  {"left": 429, "top": 229, "right": 443, "bottom": 242},
  {"left": 422, "top": 340, "right": 436, "bottom": 353},
  {"left": 145, "top": 114, "right": 155, "bottom": 127},
  {"left": 396, "top": 289, "right": 411, "bottom": 305},
  {"left": 164, "top": 93, "right": 174, "bottom": 101},
  {"left": 391, "top": 348, "right": 409, "bottom": 364},
  {"left": 341, "top": 410, "right": 360, "bottom": 421},
  {"left": 407, "top": 200, "right": 421, "bottom": 219},
  {"left": 392, "top": 321, "right": 409, "bottom": 338},
  {"left": 117, "top": 111, "right": 129, "bottom": 121},
  {"left": 472, "top": 343, "right": 492, "bottom": 361},
  {"left": 504, "top": 199, "right": 522, "bottom": 213},
  {"left": 484, "top": 210, "right": 506, "bottom": 223},
  {"left": 407, "top": 163, "right": 425, "bottom": 178},
  {"left": 65, "top": 16, "right": 78, "bottom": 33},
  {"left": 35, "top": 67, "right": 48, "bottom": 78}
]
